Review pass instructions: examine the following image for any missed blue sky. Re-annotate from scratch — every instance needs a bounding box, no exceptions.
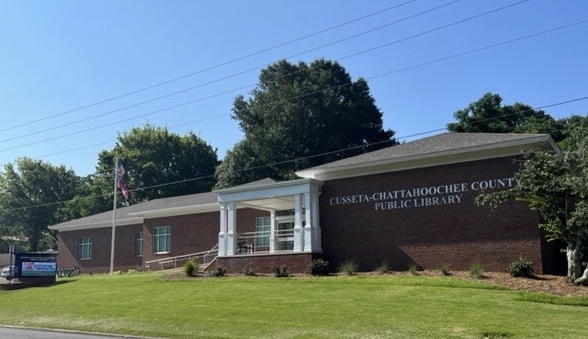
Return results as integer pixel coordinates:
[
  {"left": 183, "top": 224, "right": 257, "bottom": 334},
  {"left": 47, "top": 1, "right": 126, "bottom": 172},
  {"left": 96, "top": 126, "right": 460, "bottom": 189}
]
[{"left": 1, "top": 0, "right": 587, "bottom": 176}]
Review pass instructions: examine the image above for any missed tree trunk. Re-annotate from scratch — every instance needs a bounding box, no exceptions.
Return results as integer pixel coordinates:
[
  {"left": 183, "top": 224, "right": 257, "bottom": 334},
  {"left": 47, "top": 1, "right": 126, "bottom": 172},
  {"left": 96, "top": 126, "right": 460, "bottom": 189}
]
[
  {"left": 566, "top": 239, "right": 584, "bottom": 283},
  {"left": 574, "top": 267, "right": 588, "bottom": 285}
]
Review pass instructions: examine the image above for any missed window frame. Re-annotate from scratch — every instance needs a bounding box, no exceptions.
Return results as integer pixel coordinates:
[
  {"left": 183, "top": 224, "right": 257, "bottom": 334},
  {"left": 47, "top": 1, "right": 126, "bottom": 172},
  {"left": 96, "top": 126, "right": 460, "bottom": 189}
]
[
  {"left": 153, "top": 226, "right": 171, "bottom": 254},
  {"left": 78, "top": 236, "right": 92, "bottom": 260},
  {"left": 135, "top": 232, "right": 143, "bottom": 257}
]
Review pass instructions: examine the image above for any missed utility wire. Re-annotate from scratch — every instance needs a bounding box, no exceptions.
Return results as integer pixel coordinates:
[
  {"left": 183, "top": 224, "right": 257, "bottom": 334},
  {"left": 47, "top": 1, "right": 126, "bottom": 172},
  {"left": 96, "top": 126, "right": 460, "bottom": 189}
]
[
  {"left": 0, "top": 0, "right": 534, "bottom": 150},
  {"left": 0, "top": 0, "right": 463, "bottom": 145},
  {"left": 1, "top": 94, "right": 587, "bottom": 215},
  {"left": 0, "top": 0, "right": 419, "bottom": 134},
  {"left": 10, "top": 16, "right": 587, "bottom": 157}
]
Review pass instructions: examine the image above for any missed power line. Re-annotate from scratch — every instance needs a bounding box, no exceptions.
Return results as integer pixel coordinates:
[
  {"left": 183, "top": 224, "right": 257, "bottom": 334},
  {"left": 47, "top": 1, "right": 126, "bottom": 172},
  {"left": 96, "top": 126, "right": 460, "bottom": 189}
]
[
  {"left": 0, "top": 0, "right": 535, "bottom": 151},
  {"left": 0, "top": 1, "right": 419, "bottom": 135},
  {"left": 0, "top": 0, "right": 463, "bottom": 145},
  {"left": 1, "top": 94, "right": 586, "bottom": 216},
  {"left": 13, "top": 16, "right": 587, "bottom": 159},
  {"left": 36, "top": 114, "right": 228, "bottom": 159}
]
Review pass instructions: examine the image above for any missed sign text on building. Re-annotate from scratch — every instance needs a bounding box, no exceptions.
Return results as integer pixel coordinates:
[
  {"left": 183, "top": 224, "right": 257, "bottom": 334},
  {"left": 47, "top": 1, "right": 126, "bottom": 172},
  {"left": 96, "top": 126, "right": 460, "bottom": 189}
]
[{"left": 329, "top": 178, "right": 516, "bottom": 211}]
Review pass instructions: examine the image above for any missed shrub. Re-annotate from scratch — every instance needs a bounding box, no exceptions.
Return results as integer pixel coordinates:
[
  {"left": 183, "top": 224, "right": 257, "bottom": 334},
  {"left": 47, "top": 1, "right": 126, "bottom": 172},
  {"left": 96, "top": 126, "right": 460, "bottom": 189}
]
[
  {"left": 308, "top": 259, "right": 330, "bottom": 276},
  {"left": 407, "top": 262, "right": 418, "bottom": 275},
  {"left": 210, "top": 267, "right": 226, "bottom": 277},
  {"left": 243, "top": 266, "right": 257, "bottom": 276},
  {"left": 339, "top": 259, "right": 358, "bottom": 276},
  {"left": 273, "top": 265, "right": 289, "bottom": 278},
  {"left": 437, "top": 264, "right": 451, "bottom": 276},
  {"left": 469, "top": 263, "right": 484, "bottom": 279},
  {"left": 183, "top": 259, "right": 196, "bottom": 277},
  {"left": 376, "top": 261, "right": 390, "bottom": 274},
  {"left": 508, "top": 257, "right": 534, "bottom": 278}
]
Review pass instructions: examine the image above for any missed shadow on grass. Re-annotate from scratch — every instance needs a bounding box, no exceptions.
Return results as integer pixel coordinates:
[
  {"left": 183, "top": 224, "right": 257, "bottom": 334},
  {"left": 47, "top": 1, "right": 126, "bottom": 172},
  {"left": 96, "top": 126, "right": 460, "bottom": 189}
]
[{"left": 0, "top": 279, "right": 78, "bottom": 291}]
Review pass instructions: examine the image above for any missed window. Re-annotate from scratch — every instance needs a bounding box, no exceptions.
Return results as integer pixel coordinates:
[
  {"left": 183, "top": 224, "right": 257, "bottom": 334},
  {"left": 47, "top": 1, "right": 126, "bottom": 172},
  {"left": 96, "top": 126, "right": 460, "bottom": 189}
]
[
  {"left": 135, "top": 232, "right": 143, "bottom": 257},
  {"left": 255, "top": 217, "right": 270, "bottom": 247},
  {"left": 153, "top": 226, "right": 171, "bottom": 253},
  {"left": 78, "top": 237, "right": 92, "bottom": 260}
]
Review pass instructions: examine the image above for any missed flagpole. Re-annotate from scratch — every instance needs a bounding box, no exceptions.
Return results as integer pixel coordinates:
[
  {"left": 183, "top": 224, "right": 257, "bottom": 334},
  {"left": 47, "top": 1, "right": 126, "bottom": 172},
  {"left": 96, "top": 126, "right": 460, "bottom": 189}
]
[{"left": 110, "top": 157, "right": 119, "bottom": 274}]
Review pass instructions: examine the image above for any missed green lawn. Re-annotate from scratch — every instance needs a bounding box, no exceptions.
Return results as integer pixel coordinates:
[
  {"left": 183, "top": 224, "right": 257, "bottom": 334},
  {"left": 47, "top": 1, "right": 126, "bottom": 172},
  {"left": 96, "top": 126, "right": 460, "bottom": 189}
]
[{"left": 1, "top": 273, "right": 588, "bottom": 338}]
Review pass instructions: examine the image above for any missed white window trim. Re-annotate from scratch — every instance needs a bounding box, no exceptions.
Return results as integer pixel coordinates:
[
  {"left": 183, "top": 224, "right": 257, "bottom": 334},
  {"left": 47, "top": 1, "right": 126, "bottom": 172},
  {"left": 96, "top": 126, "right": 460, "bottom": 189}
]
[
  {"left": 79, "top": 237, "right": 92, "bottom": 260},
  {"left": 153, "top": 226, "right": 171, "bottom": 254}
]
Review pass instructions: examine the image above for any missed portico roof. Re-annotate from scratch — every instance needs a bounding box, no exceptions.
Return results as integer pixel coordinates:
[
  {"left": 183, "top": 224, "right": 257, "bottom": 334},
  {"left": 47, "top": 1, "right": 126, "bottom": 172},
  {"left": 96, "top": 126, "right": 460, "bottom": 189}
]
[{"left": 216, "top": 178, "right": 323, "bottom": 211}]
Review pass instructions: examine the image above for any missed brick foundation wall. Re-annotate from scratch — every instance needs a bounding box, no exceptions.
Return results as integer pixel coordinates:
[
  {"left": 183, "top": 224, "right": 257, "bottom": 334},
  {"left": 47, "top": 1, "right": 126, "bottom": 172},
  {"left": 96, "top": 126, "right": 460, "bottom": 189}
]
[
  {"left": 210, "top": 253, "right": 317, "bottom": 274},
  {"left": 319, "top": 156, "right": 559, "bottom": 274}
]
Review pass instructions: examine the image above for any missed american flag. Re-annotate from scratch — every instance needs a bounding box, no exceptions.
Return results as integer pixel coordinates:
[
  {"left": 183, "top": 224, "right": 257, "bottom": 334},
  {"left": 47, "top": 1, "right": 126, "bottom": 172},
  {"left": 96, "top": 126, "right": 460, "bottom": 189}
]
[{"left": 117, "top": 161, "right": 130, "bottom": 201}]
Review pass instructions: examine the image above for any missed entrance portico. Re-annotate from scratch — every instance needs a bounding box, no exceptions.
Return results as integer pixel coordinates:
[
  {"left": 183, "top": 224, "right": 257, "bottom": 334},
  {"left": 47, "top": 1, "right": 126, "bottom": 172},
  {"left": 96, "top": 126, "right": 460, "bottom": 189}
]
[{"left": 216, "top": 178, "right": 323, "bottom": 257}]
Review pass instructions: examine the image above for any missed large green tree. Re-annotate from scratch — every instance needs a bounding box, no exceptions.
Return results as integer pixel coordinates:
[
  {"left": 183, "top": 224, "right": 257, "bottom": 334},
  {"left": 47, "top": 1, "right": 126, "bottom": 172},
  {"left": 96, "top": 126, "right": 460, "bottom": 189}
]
[
  {"left": 215, "top": 59, "right": 397, "bottom": 188},
  {"left": 91, "top": 124, "right": 219, "bottom": 206},
  {"left": 0, "top": 157, "right": 78, "bottom": 251},
  {"left": 447, "top": 93, "right": 561, "bottom": 140},
  {"left": 476, "top": 125, "right": 588, "bottom": 283}
]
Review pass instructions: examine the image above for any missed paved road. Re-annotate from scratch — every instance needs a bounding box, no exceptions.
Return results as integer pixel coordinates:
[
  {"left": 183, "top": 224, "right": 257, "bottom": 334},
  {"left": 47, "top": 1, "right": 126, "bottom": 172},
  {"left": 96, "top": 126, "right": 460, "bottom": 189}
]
[{"left": 0, "top": 327, "right": 143, "bottom": 339}]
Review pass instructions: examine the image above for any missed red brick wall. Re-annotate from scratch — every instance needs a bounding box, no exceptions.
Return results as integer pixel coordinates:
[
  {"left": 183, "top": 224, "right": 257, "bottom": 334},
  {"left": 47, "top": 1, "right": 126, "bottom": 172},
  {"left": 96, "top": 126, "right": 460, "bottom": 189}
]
[
  {"left": 319, "top": 156, "right": 555, "bottom": 274},
  {"left": 211, "top": 253, "right": 316, "bottom": 274},
  {"left": 142, "top": 212, "right": 219, "bottom": 264},
  {"left": 56, "top": 208, "right": 270, "bottom": 274},
  {"left": 56, "top": 224, "right": 143, "bottom": 274},
  {"left": 141, "top": 208, "right": 269, "bottom": 268}
]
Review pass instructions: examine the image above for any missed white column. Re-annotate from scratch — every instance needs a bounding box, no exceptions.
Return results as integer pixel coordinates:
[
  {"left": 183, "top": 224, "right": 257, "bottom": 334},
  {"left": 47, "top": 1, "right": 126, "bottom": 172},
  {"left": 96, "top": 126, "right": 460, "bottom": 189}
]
[
  {"left": 218, "top": 203, "right": 228, "bottom": 256},
  {"left": 304, "top": 191, "right": 322, "bottom": 252},
  {"left": 293, "top": 193, "right": 303, "bottom": 251},
  {"left": 226, "top": 202, "right": 237, "bottom": 256},
  {"left": 269, "top": 211, "right": 276, "bottom": 253}
]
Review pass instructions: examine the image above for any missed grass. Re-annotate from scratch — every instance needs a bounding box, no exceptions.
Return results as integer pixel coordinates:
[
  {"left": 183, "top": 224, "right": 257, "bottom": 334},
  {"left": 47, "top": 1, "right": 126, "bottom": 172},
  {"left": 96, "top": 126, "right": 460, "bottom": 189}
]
[{"left": 2, "top": 273, "right": 588, "bottom": 338}]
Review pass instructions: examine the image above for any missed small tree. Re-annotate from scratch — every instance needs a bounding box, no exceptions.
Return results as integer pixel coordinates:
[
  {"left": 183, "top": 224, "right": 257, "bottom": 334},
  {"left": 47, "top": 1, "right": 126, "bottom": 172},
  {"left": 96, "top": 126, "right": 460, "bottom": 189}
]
[{"left": 476, "top": 126, "right": 588, "bottom": 283}]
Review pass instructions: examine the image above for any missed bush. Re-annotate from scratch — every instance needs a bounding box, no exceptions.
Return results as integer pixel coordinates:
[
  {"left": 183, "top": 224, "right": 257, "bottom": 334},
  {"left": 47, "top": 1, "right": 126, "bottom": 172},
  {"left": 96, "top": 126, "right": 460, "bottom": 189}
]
[
  {"left": 183, "top": 259, "right": 196, "bottom": 277},
  {"left": 273, "top": 265, "right": 289, "bottom": 278},
  {"left": 508, "top": 257, "right": 534, "bottom": 277},
  {"left": 437, "top": 264, "right": 451, "bottom": 276},
  {"left": 339, "top": 259, "right": 358, "bottom": 276},
  {"left": 210, "top": 267, "right": 226, "bottom": 277},
  {"left": 469, "top": 263, "right": 484, "bottom": 279},
  {"left": 308, "top": 259, "right": 330, "bottom": 276},
  {"left": 407, "top": 262, "right": 418, "bottom": 276},
  {"left": 243, "top": 266, "right": 257, "bottom": 276},
  {"left": 376, "top": 261, "right": 390, "bottom": 274}
]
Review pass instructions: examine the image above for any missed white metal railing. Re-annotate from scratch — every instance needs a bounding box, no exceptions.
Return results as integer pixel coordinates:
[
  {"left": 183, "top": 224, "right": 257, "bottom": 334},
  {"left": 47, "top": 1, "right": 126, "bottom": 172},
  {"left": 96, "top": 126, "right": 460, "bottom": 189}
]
[
  {"left": 144, "top": 244, "right": 218, "bottom": 272},
  {"left": 236, "top": 229, "right": 295, "bottom": 254}
]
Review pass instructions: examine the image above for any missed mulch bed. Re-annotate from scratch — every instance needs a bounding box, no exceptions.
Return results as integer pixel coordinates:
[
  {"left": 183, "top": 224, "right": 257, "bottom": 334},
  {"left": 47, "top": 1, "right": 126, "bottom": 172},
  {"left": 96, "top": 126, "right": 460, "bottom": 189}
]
[{"left": 407, "top": 270, "right": 588, "bottom": 297}]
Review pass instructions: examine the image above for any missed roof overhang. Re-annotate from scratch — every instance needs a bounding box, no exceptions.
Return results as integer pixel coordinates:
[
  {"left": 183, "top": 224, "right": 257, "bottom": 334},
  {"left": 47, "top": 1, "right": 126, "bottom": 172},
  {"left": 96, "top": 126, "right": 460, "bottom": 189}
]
[
  {"left": 296, "top": 134, "right": 558, "bottom": 181},
  {"left": 48, "top": 217, "right": 142, "bottom": 232},
  {"left": 128, "top": 203, "right": 219, "bottom": 219}
]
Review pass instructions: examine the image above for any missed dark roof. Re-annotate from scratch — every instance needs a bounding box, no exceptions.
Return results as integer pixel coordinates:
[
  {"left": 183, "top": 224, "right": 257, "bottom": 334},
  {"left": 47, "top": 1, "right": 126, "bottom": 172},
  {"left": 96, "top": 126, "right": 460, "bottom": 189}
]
[
  {"left": 305, "top": 132, "right": 551, "bottom": 169},
  {"left": 135, "top": 191, "right": 218, "bottom": 211},
  {"left": 51, "top": 133, "right": 555, "bottom": 230},
  {"left": 219, "top": 178, "right": 277, "bottom": 190},
  {"left": 49, "top": 191, "right": 218, "bottom": 230}
]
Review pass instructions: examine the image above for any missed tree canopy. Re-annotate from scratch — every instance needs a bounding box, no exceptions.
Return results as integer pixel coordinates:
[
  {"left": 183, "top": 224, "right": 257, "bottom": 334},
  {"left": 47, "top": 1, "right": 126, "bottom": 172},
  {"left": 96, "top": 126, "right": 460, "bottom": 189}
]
[
  {"left": 476, "top": 126, "right": 588, "bottom": 283},
  {"left": 0, "top": 157, "right": 78, "bottom": 251},
  {"left": 92, "top": 124, "right": 220, "bottom": 205},
  {"left": 447, "top": 93, "right": 562, "bottom": 140},
  {"left": 215, "top": 59, "right": 397, "bottom": 188}
]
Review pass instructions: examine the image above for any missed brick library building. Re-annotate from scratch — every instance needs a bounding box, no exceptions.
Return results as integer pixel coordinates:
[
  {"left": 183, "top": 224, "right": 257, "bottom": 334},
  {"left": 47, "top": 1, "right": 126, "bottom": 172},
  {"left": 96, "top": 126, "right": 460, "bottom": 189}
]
[{"left": 49, "top": 133, "right": 566, "bottom": 275}]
